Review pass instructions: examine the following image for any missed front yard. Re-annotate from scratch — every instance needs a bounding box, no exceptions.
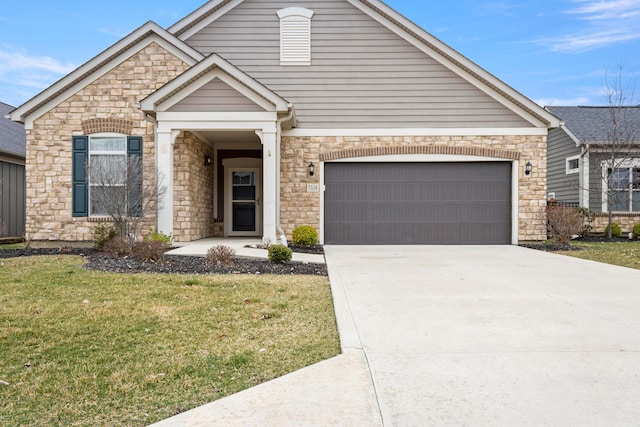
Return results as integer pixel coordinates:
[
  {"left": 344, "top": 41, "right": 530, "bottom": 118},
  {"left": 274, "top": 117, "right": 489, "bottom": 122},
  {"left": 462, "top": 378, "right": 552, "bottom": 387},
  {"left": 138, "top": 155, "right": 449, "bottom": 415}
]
[
  {"left": 553, "top": 240, "right": 640, "bottom": 270},
  {"left": 0, "top": 255, "right": 340, "bottom": 426}
]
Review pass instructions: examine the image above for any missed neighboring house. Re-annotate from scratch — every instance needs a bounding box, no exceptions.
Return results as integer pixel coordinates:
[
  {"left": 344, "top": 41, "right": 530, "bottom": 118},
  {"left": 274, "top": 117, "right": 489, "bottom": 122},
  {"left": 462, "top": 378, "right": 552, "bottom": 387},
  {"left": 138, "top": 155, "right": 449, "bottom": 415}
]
[
  {"left": 0, "top": 101, "right": 26, "bottom": 238},
  {"left": 546, "top": 106, "right": 640, "bottom": 233},
  {"left": 9, "top": 0, "right": 559, "bottom": 245}
]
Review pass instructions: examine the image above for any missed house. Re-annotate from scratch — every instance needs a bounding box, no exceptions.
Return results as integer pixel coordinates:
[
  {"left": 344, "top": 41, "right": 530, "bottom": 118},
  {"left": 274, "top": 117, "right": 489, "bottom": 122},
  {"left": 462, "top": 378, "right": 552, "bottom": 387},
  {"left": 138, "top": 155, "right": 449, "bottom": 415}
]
[
  {"left": 0, "top": 101, "right": 26, "bottom": 238},
  {"left": 546, "top": 106, "right": 640, "bottom": 233},
  {"left": 9, "top": 0, "right": 560, "bottom": 245}
]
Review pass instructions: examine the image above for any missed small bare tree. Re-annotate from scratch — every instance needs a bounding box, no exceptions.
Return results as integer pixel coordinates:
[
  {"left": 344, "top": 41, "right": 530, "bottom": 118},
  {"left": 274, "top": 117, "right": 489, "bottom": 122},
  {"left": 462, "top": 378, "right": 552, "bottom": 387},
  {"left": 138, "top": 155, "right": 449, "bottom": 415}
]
[
  {"left": 87, "top": 155, "right": 166, "bottom": 239},
  {"left": 599, "top": 65, "right": 639, "bottom": 237}
]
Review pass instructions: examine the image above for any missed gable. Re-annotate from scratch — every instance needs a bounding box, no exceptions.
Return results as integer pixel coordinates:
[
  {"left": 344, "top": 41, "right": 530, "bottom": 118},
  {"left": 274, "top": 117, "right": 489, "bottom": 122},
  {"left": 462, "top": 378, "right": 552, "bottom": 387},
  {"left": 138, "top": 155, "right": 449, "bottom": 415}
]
[
  {"left": 10, "top": 22, "right": 204, "bottom": 129},
  {"left": 140, "top": 54, "right": 291, "bottom": 119},
  {"left": 170, "top": 0, "right": 558, "bottom": 130},
  {"left": 168, "top": 78, "right": 267, "bottom": 113}
]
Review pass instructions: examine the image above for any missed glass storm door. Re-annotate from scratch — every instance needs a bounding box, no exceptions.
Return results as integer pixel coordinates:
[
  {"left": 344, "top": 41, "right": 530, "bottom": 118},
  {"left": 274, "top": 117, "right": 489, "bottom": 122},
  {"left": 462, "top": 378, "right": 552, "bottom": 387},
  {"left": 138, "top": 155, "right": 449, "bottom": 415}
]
[{"left": 229, "top": 169, "right": 260, "bottom": 236}]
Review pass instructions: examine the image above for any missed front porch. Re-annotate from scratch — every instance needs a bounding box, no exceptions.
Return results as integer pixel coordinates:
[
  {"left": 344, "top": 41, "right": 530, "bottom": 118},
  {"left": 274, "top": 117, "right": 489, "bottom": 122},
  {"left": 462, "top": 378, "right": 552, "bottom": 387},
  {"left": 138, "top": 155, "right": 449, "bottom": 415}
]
[{"left": 138, "top": 53, "right": 295, "bottom": 245}]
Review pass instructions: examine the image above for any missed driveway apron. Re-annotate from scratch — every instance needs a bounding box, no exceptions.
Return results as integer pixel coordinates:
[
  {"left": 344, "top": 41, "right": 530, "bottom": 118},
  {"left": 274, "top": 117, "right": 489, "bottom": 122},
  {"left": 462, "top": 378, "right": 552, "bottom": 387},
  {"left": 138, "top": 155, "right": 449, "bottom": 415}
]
[{"left": 324, "top": 245, "right": 640, "bottom": 426}]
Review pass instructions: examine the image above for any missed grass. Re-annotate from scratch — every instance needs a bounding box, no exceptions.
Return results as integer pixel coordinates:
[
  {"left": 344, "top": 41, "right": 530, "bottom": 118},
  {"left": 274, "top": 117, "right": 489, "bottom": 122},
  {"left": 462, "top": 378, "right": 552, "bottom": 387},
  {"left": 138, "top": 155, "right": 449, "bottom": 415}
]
[
  {"left": 0, "top": 255, "right": 340, "bottom": 426},
  {"left": 554, "top": 240, "right": 640, "bottom": 270}
]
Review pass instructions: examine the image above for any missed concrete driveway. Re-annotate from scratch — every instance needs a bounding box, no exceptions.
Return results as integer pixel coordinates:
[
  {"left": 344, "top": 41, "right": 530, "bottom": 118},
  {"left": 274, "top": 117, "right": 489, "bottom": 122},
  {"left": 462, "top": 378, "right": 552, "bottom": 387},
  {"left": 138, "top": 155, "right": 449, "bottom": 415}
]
[
  {"left": 326, "top": 245, "right": 640, "bottom": 426},
  {"left": 152, "top": 245, "right": 640, "bottom": 426}
]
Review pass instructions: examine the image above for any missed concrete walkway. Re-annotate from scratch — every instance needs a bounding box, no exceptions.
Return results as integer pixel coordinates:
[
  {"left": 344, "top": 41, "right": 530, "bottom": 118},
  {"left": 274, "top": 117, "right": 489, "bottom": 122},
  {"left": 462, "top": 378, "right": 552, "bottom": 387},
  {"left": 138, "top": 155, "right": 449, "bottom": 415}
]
[
  {"left": 166, "top": 238, "right": 325, "bottom": 264},
  {"left": 151, "top": 245, "right": 640, "bottom": 426}
]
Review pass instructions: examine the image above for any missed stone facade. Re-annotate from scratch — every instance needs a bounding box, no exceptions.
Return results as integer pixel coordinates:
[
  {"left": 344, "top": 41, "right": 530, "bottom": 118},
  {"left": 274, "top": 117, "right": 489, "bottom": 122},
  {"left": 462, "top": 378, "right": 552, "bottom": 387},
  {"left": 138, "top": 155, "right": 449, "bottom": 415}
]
[
  {"left": 173, "top": 132, "right": 215, "bottom": 242},
  {"left": 280, "top": 135, "right": 547, "bottom": 242},
  {"left": 25, "top": 43, "right": 190, "bottom": 241},
  {"left": 593, "top": 213, "right": 640, "bottom": 235}
]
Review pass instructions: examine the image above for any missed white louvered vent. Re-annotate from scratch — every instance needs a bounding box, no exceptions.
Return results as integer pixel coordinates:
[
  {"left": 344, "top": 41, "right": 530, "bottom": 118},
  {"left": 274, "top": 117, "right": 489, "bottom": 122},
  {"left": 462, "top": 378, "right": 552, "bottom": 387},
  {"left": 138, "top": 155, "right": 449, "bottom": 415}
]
[{"left": 277, "top": 7, "right": 314, "bottom": 65}]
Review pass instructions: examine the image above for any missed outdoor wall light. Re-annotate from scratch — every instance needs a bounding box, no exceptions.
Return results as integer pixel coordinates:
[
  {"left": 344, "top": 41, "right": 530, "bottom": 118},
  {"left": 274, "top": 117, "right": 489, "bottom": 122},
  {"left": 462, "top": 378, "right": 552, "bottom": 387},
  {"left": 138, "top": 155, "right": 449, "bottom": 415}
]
[
  {"left": 204, "top": 154, "right": 212, "bottom": 167},
  {"left": 525, "top": 161, "right": 532, "bottom": 175},
  {"left": 308, "top": 162, "right": 315, "bottom": 177}
]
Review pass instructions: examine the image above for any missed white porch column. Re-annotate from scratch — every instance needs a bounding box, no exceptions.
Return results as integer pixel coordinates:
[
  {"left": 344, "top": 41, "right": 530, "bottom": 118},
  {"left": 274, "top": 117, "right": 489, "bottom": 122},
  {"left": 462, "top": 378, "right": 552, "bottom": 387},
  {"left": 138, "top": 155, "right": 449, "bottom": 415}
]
[
  {"left": 156, "top": 130, "right": 176, "bottom": 236},
  {"left": 260, "top": 130, "right": 278, "bottom": 244}
]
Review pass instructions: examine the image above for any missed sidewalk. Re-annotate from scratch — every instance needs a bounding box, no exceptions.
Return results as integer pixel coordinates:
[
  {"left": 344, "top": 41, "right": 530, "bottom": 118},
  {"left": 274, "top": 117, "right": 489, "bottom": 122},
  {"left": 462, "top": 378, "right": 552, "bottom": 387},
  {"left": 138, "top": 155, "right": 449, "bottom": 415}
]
[{"left": 165, "top": 238, "right": 325, "bottom": 264}]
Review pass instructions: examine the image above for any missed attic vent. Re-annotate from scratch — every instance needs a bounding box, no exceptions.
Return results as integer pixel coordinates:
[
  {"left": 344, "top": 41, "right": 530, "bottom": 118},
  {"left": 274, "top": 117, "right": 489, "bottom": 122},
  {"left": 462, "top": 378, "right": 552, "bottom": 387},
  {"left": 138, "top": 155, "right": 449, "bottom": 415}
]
[{"left": 277, "top": 7, "right": 314, "bottom": 65}]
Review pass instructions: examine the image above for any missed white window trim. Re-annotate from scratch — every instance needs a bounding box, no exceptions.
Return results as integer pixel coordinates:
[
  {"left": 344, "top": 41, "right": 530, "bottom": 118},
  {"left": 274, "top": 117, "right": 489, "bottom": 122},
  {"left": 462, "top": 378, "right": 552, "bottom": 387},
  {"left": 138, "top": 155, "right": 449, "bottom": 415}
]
[
  {"left": 600, "top": 158, "right": 640, "bottom": 213},
  {"left": 88, "top": 133, "right": 128, "bottom": 216},
  {"left": 566, "top": 155, "right": 580, "bottom": 174},
  {"left": 277, "top": 7, "right": 314, "bottom": 65}
]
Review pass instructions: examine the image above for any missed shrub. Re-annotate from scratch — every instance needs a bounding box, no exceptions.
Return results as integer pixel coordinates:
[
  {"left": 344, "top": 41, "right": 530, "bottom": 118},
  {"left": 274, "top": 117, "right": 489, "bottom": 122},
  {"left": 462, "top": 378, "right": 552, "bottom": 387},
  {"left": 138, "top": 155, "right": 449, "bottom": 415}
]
[
  {"left": 268, "top": 244, "right": 292, "bottom": 264},
  {"left": 206, "top": 245, "right": 235, "bottom": 265},
  {"left": 93, "top": 223, "right": 118, "bottom": 250},
  {"left": 546, "top": 204, "right": 582, "bottom": 244},
  {"left": 575, "top": 207, "right": 595, "bottom": 237},
  {"left": 633, "top": 223, "right": 640, "bottom": 239},
  {"left": 604, "top": 222, "right": 622, "bottom": 237},
  {"left": 291, "top": 225, "right": 319, "bottom": 246},
  {"left": 144, "top": 228, "right": 173, "bottom": 245},
  {"left": 132, "top": 240, "right": 168, "bottom": 262},
  {"left": 102, "top": 236, "right": 134, "bottom": 256}
]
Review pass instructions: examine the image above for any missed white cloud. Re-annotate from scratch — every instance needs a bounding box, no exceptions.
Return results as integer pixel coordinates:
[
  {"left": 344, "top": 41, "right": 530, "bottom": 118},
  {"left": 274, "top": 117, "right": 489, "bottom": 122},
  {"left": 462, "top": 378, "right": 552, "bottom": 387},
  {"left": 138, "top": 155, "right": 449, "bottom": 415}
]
[
  {"left": 537, "top": 0, "right": 640, "bottom": 53},
  {"left": 534, "top": 96, "right": 591, "bottom": 107},
  {"left": 0, "top": 49, "right": 76, "bottom": 106},
  {"left": 0, "top": 50, "right": 76, "bottom": 75}
]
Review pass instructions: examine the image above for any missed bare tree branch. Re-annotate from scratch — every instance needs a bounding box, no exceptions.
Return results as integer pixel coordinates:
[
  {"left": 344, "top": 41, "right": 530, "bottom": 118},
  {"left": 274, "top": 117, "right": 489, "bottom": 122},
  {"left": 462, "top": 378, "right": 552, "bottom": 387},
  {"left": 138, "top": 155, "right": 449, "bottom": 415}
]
[{"left": 87, "top": 155, "right": 166, "bottom": 238}]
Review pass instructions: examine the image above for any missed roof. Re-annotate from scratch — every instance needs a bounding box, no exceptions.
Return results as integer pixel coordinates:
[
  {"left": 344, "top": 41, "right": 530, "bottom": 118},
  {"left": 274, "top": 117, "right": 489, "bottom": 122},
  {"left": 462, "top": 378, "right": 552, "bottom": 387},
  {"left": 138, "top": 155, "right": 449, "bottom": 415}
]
[
  {"left": 9, "top": 21, "right": 204, "bottom": 129},
  {"left": 0, "top": 102, "right": 26, "bottom": 158},
  {"left": 546, "top": 106, "right": 640, "bottom": 145},
  {"left": 169, "top": 0, "right": 560, "bottom": 129},
  {"left": 10, "top": 0, "right": 560, "bottom": 130}
]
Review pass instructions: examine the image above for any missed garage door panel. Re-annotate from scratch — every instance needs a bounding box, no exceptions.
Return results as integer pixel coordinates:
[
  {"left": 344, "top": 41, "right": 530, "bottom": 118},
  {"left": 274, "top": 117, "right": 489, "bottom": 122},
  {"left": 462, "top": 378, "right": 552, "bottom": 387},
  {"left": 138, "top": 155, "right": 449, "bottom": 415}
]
[{"left": 324, "top": 162, "right": 512, "bottom": 244}]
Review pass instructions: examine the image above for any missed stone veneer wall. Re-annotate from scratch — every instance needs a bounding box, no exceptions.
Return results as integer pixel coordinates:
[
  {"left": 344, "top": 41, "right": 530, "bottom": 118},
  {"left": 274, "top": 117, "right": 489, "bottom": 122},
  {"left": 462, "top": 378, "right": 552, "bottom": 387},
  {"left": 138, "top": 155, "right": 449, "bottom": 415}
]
[
  {"left": 173, "top": 132, "right": 215, "bottom": 242},
  {"left": 592, "top": 213, "right": 640, "bottom": 234},
  {"left": 25, "top": 43, "right": 190, "bottom": 241},
  {"left": 280, "top": 135, "right": 547, "bottom": 242}
]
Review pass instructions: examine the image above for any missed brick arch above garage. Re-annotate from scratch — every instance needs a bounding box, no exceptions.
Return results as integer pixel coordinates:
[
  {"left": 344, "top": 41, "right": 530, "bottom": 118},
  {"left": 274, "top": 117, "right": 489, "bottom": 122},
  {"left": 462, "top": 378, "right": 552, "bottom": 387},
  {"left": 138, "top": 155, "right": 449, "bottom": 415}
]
[{"left": 320, "top": 145, "right": 520, "bottom": 162}]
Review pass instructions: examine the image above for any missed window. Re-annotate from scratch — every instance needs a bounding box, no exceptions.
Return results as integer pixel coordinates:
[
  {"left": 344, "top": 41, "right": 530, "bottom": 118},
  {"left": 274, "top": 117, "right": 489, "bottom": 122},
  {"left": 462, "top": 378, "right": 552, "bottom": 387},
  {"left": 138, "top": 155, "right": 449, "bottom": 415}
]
[
  {"left": 566, "top": 155, "right": 579, "bottom": 174},
  {"left": 72, "top": 134, "right": 142, "bottom": 217},
  {"left": 606, "top": 166, "right": 640, "bottom": 212},
  {"left": 277, "top": 7, "right": 314, "bottom": 65}
]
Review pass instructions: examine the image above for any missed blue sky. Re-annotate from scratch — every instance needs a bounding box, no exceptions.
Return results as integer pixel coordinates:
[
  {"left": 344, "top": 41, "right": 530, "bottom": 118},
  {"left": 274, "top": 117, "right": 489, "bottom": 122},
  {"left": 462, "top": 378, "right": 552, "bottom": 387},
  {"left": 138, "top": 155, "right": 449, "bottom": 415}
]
[{"left": 0, "top": 0, "right": 638, "bottom": 109}]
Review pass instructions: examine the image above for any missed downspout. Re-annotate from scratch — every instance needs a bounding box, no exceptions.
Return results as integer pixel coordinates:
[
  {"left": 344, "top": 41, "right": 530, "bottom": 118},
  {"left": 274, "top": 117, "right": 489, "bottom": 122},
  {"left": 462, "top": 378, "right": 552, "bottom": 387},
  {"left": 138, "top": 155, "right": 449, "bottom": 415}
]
[
  {"left": 144, "top": 113, "right": 159, "bottom": 229},
  {"left": 579, "top": 143, "right": 590, "bottom": 209},
  {"left": 275, "top": 104, "right": 295, "bottom": 246}
]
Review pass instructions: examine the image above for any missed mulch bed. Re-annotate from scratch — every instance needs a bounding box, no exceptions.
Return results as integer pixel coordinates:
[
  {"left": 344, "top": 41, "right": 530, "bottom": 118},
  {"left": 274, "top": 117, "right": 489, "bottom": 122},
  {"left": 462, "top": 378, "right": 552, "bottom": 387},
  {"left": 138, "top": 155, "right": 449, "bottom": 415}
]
[{"left": 0, "top": 246, "right": 327, "bottom": 276}]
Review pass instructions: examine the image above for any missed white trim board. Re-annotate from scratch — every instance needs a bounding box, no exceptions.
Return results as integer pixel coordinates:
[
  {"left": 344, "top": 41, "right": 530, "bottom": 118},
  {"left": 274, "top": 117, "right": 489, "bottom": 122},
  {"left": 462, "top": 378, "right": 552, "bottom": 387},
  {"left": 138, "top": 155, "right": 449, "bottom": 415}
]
[{"left": 283, "top": 128, "right": 549, "bottom": 137}]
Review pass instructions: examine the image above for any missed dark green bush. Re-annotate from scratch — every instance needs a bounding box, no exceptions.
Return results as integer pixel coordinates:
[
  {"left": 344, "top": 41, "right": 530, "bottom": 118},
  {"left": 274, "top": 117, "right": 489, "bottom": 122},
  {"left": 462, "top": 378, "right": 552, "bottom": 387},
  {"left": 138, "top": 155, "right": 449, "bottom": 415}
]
[
  {"left": 93, "top": 223, "right": 118, "bottom": 250},
  {"left": 604, "top": 222, "right": 622, "bottom": 237},
  {"left": 575, "top": 207, "right": 595, "bottom": 236},
  {"left": 633, "top": 223, "right": 640, "bottom": 239},
  {"left": 268, "top": 244, "right": 292, "bottom": 264},
  {"left": 291, "top": 225, "right": 319, "bottom": 246}
]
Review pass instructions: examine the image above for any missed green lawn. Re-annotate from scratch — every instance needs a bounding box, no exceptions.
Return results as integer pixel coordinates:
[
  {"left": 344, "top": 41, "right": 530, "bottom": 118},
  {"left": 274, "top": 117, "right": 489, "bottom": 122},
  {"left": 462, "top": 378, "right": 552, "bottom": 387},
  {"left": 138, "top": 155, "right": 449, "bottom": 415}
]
[
  {"left": 0, "top": 255, "right": 340, "bottom": 426},
  {"left": 554, "top": 240, "right": 640, "bottom": 270}
]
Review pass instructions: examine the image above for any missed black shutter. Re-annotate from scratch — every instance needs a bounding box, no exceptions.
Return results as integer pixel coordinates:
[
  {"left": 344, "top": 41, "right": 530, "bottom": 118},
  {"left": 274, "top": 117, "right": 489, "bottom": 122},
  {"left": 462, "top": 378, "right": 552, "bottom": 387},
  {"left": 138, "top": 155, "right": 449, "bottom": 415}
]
[
  {"left": 72, "top": 136, "right": 89, "bottom": 217},
  {"left": 127, "top": 136, "right": 143, "bottom": 217}
]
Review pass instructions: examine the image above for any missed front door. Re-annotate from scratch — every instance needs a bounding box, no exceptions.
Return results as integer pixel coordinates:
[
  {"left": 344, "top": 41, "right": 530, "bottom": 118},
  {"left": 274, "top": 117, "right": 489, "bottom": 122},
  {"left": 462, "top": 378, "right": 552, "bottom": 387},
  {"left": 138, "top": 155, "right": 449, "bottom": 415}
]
[{"left": 224, "top": 163, "right": 261, "bottom": 236}]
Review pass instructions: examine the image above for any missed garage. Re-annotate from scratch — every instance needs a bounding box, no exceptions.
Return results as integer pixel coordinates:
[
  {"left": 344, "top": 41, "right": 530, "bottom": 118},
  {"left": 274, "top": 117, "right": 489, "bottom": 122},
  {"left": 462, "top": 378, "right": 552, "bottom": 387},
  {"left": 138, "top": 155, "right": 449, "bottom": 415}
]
[{"left": 324, "top": 162, "right": 512, "bottom": 244}]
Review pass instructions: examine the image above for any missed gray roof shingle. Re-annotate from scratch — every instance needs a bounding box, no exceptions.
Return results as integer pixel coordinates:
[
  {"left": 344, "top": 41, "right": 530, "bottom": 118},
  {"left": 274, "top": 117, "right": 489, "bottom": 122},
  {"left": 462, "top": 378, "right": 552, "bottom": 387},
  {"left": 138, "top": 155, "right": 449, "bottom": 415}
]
[
  {"left": 0, "top": 102, "right": 26, "bottom": 157},
  {"left": 546, "top": 105, "right": 640, "bottom": 145}
]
